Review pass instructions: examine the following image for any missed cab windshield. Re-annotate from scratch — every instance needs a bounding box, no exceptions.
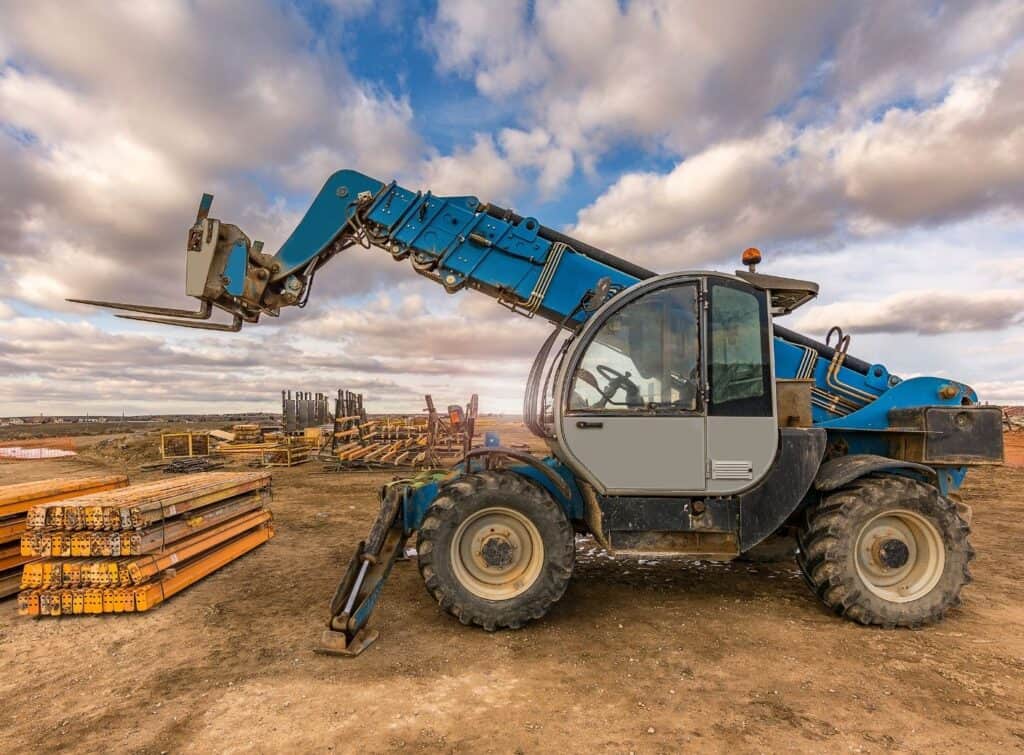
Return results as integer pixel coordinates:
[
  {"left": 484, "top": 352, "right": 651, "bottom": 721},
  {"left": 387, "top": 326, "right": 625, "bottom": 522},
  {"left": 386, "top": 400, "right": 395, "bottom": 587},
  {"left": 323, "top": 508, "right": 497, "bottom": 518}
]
[{"left": 568, "top": 283, "right": 700, "bottom": 413}]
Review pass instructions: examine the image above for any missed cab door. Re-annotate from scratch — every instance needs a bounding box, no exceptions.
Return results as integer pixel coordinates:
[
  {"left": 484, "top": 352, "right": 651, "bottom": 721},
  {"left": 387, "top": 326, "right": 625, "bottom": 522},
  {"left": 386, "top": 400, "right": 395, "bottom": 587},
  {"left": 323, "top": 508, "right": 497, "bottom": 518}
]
[
  {"left": 704, "top": 278, "right": 777, "bottom": 493},
  {"left": 558, "top": 279, "right": 706, "bottom": 495}
]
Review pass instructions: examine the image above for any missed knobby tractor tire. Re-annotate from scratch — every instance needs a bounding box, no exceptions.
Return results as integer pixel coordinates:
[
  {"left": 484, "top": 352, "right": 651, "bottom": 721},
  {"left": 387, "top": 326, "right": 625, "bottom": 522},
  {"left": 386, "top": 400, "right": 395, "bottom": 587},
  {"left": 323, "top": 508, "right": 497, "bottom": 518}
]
[
  {"left": 416, "top": 471, "right": 575, "bottom": 631},
  {"left": 796, "top": 474, "right": 973, "bottom": 628}
]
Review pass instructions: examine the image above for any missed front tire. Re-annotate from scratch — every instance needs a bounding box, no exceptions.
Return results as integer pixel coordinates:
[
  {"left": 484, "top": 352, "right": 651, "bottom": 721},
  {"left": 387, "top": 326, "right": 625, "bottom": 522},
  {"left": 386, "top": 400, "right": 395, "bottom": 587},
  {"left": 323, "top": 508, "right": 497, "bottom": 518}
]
[
  {"left": 796, "top": 475, "right": 972, "bottom": 627},
  {"left": 416, "top": 471, "right": 574, "bottom": 631}
]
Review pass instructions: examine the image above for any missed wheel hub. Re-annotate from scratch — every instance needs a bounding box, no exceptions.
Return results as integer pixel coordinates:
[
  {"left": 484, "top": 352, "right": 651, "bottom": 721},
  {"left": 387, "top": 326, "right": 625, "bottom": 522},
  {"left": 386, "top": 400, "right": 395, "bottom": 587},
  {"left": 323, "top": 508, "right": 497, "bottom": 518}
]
[
  {"left": 854, "top": 509, "right": 945, "bottom": 603},
  {"left": 876, "top": 538, "right": 910, "bottom": 569},
  {"left": 450, "top": 507, "right": 545, "bottom": 600},
  {"left": 481, "top": 536, "right": 515, "bottom": 569}
]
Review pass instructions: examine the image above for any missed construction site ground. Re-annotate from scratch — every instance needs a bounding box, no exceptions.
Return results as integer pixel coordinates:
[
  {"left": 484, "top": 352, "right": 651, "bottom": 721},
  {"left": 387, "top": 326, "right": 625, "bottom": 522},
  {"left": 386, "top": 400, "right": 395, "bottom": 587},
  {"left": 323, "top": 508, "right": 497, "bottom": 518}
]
[{"left": 1, "top": 421, "right": 1022, "bottom": 753}]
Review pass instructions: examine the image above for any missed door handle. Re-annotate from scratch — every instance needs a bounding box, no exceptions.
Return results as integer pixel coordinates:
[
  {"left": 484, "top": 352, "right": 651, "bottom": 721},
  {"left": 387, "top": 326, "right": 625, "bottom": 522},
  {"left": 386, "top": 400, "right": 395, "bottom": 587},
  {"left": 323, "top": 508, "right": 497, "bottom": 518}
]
[{"left": 576, "top": 421, "right": 604, "bottom": 429}]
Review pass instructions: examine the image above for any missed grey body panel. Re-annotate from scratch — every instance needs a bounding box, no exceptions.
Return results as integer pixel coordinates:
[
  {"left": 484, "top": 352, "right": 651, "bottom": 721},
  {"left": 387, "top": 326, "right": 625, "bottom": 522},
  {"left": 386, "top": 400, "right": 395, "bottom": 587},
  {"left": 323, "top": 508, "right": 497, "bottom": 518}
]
[
  {"left": 552, "top": 271, "right": 784, "bottom": 498},
  {"left": 705, "top": 416, "right": 778, "bottom": 494},
  {"left": 560, "top": 415, "right": 706, "bottom": 494},
  {"left": 580, "top": 428, "right": 827, "bottom": 556}
]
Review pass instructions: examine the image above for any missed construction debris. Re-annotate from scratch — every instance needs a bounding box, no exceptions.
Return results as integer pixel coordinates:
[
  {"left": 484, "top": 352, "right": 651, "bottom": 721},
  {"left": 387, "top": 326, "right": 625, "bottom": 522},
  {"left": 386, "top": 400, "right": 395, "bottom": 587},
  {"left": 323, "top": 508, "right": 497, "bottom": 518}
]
[
  {"left": 0, "top": 475, "right": 129, "bottom": 598},
  {"left": 17, "top": 471, "right": 273, "bottom": 615}
]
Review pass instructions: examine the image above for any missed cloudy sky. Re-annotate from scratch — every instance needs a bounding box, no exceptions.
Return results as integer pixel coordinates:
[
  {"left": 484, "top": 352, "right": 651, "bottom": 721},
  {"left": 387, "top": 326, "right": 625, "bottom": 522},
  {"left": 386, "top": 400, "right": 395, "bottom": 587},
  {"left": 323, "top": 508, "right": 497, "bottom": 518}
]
[{"left": 1, "top": 0, "right": 1023, "bottom": 416}]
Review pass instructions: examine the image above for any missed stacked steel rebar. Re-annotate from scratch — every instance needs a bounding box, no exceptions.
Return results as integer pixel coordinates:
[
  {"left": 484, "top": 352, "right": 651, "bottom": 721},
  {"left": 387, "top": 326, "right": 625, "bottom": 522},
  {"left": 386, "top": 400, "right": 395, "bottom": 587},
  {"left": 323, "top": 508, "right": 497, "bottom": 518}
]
[{"left": 17, "top": 471, "right": 273, "bottom": 615}]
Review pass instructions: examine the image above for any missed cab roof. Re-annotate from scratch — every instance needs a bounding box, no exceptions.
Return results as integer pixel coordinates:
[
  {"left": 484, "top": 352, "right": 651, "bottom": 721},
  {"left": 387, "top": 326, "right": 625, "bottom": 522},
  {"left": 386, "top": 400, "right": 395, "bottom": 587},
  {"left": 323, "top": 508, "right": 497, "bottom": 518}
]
[{"left": 734, "top": 270, "right": 818, "bottom": 315}]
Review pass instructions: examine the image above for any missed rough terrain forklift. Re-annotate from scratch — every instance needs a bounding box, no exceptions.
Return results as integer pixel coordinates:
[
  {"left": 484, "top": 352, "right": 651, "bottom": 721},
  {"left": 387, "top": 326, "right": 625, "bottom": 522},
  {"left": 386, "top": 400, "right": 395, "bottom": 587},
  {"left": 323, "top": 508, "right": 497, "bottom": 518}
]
[{"left": 74, "top": 170, "right": 1004, "bottom": 654}]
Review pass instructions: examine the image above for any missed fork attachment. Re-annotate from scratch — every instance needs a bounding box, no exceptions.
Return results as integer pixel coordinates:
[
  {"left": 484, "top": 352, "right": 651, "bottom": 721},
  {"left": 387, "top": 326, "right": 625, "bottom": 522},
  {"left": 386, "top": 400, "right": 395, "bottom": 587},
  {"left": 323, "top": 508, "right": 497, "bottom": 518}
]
[{"left": 68, "top": 193, "right": 286, "bottom": 330}]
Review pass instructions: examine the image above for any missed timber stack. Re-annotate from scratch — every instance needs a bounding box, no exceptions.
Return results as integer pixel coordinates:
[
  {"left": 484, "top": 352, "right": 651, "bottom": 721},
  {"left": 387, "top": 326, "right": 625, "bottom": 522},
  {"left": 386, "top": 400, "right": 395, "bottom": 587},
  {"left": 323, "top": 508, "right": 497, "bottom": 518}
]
[
  {"left": 231, "top": 424, "right": 263, "bottom": 443},
  {"left": 215, "top": 424, "right": 312, "bottom": 467},
  {"left": 0, "top": 475, "right": 129, "bottom": 599},
  {"left": 17, "top": 471, "right": 274, "bottom": 616}
]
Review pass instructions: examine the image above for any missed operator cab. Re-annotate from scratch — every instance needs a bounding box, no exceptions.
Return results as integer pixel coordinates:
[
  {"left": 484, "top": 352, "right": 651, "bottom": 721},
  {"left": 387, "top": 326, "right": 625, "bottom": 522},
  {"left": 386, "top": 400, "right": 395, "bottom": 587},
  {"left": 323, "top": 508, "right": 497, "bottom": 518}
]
[{"left": 551, "top": 258, "right": 818, "bottom": 498}]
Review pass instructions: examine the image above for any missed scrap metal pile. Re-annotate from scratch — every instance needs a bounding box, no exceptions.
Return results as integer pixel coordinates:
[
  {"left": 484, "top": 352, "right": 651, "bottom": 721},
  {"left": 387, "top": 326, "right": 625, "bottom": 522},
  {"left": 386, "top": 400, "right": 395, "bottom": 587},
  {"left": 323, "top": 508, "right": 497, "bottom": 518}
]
[
  {"left": 17, "top": 471, "right": 273, "bottom": 615},
  {"left": 0, "top": 475, "right": 129, "bottom": 599},
  {"left": 322, "top": 392, "right": 479, "bottom": 471}
]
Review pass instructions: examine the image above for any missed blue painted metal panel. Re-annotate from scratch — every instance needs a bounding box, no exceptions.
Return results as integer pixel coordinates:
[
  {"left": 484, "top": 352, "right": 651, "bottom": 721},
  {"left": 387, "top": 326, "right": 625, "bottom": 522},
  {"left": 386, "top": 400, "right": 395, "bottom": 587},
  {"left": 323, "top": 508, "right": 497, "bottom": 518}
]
[
  {"left": 274, "top": 170, "right": 385, "bottom": 276},
  {"left": 821, "top": 377, "right": 975, "bottom": 430},
  {"left": 223, "top": 240, "right": 248, "bottom": 297},
  {"left": 400, "top": 458, "right": 585, "bottom": 534}
]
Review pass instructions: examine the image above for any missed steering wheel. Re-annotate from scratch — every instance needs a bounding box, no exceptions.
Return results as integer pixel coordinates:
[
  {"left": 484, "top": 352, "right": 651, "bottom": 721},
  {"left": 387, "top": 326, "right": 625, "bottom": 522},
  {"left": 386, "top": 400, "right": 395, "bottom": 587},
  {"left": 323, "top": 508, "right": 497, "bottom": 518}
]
[{"left": 593, "top": 364, "right": 642, "bottom": 408}]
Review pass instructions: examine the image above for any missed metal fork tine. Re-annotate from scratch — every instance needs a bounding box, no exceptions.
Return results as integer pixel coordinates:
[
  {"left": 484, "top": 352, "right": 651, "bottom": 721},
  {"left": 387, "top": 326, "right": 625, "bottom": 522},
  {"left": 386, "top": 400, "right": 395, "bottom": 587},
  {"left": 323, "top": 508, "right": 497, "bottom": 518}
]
[
  {"left": 115, "top": 313, "right": 243, "bottom": 332},
  {"left": 65, "top": 298, "right": 213, "bottom": 320}
]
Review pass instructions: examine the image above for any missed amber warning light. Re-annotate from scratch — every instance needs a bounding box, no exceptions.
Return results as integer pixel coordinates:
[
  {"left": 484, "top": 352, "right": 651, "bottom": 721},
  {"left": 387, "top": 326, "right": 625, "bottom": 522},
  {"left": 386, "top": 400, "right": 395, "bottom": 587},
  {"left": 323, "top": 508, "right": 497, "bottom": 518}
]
[{"left": 742, "top": 247, "right": 762, "bottom": 272}]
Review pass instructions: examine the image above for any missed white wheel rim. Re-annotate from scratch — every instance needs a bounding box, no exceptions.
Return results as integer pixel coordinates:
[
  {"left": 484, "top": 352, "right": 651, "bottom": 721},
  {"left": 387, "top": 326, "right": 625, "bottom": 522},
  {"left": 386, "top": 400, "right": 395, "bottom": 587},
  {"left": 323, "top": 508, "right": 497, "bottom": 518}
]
[
  {"left": 854, "top": 509, "right": 945, "bottom": 603},
  {"left": 450, "top": 506, "right": 544, "bottom": 600}
]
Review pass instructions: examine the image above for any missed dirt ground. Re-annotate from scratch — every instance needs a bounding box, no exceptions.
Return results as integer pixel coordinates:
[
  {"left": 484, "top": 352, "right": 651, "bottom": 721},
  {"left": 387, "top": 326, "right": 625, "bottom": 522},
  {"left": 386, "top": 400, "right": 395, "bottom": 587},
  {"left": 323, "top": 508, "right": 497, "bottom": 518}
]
[{"left": 1, "top": 426, "right": 1023, "bottom": 753}]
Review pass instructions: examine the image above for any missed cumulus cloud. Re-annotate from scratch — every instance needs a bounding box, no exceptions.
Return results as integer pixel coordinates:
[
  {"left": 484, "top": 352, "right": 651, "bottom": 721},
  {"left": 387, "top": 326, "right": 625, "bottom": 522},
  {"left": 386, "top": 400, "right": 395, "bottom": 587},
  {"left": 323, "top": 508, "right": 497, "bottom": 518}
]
[
  {"left": 0, "top": 0, "right": 423, "bottom": 308},
  {"left": 427, "top": 0, "right": 845, "bottom": 161},
  {"left": 498, "top": 128, "right": 574, "bottom": 198},
  {"left": 569, "top": 123, "right": 838, "bottom": 266},
  {"left": 426, "top": 0, "right": 1024, "bottom": 175},
  {"left": 296, "top": 286, "right": 548, "bottom": 363},
  {"left": 795, "top": 290, "right": 1024, "bottom": 336},
  {"left": 570, "top": 49, "right": 1024, "bottom": 269},
  {"left": 418, "top": 133, "right": 521, "bottom": 202}
]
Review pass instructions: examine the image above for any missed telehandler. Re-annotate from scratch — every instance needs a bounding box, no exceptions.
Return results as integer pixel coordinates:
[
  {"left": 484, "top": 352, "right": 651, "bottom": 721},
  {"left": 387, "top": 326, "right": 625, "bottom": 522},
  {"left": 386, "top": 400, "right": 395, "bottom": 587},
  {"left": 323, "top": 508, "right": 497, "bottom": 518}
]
[{"left": 73, "top": 170, "right": 1003, "bottom": 654}]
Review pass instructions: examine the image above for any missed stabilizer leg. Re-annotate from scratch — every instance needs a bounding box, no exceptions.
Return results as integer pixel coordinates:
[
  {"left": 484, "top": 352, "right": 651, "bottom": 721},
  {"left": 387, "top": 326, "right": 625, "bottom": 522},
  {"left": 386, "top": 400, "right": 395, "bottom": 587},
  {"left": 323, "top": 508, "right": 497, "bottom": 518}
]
[{"left": 315, "top": 486, "right": 407, "bottom": 657}]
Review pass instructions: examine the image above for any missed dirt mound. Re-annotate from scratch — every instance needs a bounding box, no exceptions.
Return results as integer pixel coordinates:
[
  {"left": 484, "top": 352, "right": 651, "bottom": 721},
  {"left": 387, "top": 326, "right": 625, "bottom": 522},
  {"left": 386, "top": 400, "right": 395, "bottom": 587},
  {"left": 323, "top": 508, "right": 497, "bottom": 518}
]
[{"left": 79, "top": 433, "right": 161, "bottom": 469}]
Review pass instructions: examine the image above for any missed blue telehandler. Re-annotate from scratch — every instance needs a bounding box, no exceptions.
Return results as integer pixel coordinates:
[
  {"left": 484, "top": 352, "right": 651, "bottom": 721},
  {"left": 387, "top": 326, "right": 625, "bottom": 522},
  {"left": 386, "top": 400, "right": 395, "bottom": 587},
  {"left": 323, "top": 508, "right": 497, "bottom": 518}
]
[{"left": 73, "top": 170, "right": 1004, "bottom": 655}]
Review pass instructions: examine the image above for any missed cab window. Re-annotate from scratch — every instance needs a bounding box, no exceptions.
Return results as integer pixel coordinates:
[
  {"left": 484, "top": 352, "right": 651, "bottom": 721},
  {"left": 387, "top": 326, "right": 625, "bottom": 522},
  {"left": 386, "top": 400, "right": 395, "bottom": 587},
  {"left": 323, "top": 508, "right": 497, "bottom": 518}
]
[
  {"left": 708, "top": 281, "right": 771, "bottom": 416},
  {"left": 569, "top": 283, "right": 701, "bottom": 413}
]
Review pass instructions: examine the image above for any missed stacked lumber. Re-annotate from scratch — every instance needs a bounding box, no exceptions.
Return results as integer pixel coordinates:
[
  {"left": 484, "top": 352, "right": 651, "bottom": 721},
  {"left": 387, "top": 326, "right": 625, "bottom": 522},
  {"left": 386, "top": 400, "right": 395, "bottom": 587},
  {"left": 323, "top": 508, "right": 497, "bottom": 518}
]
[
  {"left": 329, "top": 436, "right": 428, "bottom": 469},
  {"left": 232, "top": 424, "right": 262, "bottom": 443},
  {"left": 17, "top": 471, "right": 273, "bottom": 615},
  {"left": 0, "top": 475, "right": 128, "bottom": 598},
  {"left": 216, "top": 434, "right": 311, "bottom": 466},
  {"left": 216, "top": 441, "right": 277, "bottom": 459}
]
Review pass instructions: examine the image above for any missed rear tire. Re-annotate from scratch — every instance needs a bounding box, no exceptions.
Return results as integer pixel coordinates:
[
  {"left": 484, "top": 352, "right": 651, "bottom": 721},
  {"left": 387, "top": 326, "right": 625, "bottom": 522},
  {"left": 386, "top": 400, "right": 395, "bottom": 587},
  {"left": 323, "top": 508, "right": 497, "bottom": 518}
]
[
  {"left": 796, "top": 475, "right": 972, "bottom": 628},
  {"left": 416, "top": 471, "right": 574, "bottom": 631}
]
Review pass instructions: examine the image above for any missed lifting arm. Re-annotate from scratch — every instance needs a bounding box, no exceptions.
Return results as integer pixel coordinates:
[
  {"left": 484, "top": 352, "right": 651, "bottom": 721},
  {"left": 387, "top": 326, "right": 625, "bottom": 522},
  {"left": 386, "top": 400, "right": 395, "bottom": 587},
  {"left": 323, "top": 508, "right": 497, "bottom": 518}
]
[{"left": 71, "top": 170, "right": 637, "bottom": 331}]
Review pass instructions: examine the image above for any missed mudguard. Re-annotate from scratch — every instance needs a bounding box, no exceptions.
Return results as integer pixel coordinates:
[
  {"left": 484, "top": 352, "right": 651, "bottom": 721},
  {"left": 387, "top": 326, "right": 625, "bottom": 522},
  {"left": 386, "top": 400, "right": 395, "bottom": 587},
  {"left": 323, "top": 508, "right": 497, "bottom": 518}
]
[{"left": 814, "top": 454, "right": 936, "bottom": 492}]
